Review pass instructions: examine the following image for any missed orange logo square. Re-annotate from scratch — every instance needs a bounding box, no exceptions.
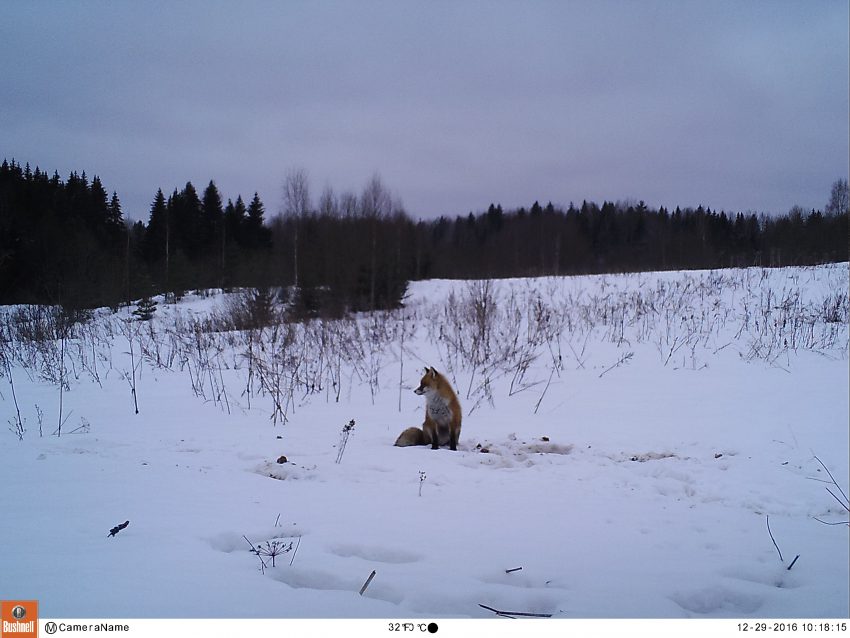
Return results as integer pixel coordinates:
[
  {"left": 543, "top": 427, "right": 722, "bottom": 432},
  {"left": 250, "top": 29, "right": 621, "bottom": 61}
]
[{"left": 1, "top": 601, "right": 38, "bottom": 638}]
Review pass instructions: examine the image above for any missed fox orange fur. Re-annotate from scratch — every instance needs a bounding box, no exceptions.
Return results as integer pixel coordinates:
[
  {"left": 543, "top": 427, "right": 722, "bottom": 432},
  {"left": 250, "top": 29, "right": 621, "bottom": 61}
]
[{"left": 394, "top": 367, "right": 462, "bottom": 451}]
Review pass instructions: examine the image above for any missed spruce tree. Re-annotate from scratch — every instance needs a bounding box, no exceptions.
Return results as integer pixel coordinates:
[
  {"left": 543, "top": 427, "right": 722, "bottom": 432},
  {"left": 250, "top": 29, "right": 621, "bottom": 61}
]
[
  {"left": 201, "top": 180, "right": 223, "bottom": 254},
  {"left": 245, "top": 192, "right": 271, "bottom": 249},
  {"left": 106, "top": 192, "right": 125, "bottom": 245},
  {"left": 144, "top": 189, "right": 168, "bottom": 263},
  {"left": 172, "top": 182, "right": 202, "bottom": 259},
  {"left": 225, "top": 195, "right": 247, "bottom": 246}
]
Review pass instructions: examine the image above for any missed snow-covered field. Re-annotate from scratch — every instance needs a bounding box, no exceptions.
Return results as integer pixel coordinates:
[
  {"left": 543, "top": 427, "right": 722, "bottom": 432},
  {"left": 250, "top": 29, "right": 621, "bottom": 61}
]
[{"left": 1, "top": 264, "right": 847, "bottom": 620}]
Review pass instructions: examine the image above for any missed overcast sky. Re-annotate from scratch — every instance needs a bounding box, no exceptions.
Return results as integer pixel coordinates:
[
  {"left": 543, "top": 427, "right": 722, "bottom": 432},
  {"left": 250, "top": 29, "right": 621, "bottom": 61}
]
[{"left": 2, "top": 1, "right": 848, "bottom": 221}]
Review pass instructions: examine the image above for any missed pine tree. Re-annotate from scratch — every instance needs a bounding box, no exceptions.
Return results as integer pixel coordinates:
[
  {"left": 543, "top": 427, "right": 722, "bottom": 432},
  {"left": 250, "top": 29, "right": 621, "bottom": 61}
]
[
  {"left": 225, "top": 195, "right": 247, "bottom": 247},
  {"left": 105, "top": 191, "right": 125, "bottom": 247},
  {"left": 245, "top": 192, "right": 271, "bottom": 249},
  {"left": 171, "top": 182, "right": 202, "bottom": 259},
  {"left": 201, "top": 180, "right": 223, "bottom": 254},
  {"left": 144, "top": 189, "right": 168, "bottom": 262},
  {"left": 108, "top": 192, "right": 123, "bottom": 227}
]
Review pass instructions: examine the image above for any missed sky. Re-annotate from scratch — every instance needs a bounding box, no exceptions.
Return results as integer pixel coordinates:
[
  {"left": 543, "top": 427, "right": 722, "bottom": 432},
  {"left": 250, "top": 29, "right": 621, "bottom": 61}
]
[{"left": 2, "top": 1, "right": 848, "bottom": 222}]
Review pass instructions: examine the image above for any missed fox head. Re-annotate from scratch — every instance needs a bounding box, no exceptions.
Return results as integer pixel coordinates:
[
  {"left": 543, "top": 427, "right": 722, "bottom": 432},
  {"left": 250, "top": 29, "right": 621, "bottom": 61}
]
[{"left": 414, "top": 367, "right": 440, "bottom": 396}]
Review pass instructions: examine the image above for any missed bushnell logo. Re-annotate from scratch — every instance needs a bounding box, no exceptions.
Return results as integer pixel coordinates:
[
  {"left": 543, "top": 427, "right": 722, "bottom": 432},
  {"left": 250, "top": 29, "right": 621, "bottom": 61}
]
[{"left": 1, "top": 600, "right": 38, "bottom": 638}]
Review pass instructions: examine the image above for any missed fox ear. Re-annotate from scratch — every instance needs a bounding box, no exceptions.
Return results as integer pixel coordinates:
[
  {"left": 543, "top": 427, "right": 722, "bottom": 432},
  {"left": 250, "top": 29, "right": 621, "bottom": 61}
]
[
  {"left": 423, "top": 366, "right": 430, "bottom": 374},
  {"left": 429, "top": 367, "right": 437, "bottom": 377}
]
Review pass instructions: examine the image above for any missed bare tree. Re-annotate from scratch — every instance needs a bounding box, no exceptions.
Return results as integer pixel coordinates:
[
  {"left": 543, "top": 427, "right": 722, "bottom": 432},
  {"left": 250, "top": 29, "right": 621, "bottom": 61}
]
[
  {"left": 318, "top": 184, "right": 339, "bottom": 218},
  {"left": 282, "top": 168, "right": 312, "bottom": 289},
  {"left": 359, "top": 173, "right": 392, "bottom": 219},
  {"left": 360, "top": 174, "right": 393, "bottom": 310},
  {"left": 339, "top": 191, "right": 358, "bottom": 218},
  {"left": 826, "top": 178, "right": 849, "bottom": 216}
]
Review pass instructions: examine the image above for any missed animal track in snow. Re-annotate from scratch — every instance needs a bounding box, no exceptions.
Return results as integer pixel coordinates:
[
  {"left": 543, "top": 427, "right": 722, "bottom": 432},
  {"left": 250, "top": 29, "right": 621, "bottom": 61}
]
[
  {"left": 207, "top": 524, "right": 303, "bottom": 553},
  {"left": 476, "top": 567, "right": 569, "bottom": 591},
  {"left": 720, "top": 566, "right": 802, "bottom": 590},
  {"left": 268, "top": 566, "right": 404, "bottom": 604},
  {"left": 670, "top": 585, "right": 764, "bottom": 615},
  {"left": 328, "top": 543, "right": 422, "bottom": 564}
]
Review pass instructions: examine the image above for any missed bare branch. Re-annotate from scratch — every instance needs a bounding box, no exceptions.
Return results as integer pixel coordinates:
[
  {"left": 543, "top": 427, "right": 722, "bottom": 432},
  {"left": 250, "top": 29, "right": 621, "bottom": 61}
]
[
  {"left": 478, "top": 603, "right": 552, "bottom": 618},
  {"left": 766, "top": 515, "right": 783, "bottom": 562},
  {"left": 813, "top": 455, "right": 849, "bottom": 508}
]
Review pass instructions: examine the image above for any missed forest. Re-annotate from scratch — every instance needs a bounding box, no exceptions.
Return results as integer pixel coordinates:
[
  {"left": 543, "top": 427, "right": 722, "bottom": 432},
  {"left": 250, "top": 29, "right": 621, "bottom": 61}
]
[{"left": 0, "top": 158, "right": 847, "bottom": 315}]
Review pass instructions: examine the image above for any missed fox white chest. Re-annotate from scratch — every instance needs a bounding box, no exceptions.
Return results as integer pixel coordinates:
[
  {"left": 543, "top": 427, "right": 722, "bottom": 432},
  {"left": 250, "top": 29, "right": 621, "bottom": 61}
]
[{"left": 426, "top": 394, "right": 452, "bottom": 425}]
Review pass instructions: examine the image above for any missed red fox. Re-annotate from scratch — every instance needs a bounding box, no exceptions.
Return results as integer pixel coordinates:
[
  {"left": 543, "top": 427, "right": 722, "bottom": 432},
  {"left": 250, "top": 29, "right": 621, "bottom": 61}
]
[{"left": 394, "top": 367, "right": 462, "bottom": 451}]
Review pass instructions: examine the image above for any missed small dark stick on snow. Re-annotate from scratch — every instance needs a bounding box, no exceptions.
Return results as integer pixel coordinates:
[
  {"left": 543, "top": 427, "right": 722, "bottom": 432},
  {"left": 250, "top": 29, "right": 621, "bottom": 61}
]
[
  {"left": 108, "top": 521, "right": 130, "bottom": 537},
  {"left": 359, "top": 570, "right": 376, "bottom": 596},
  {"left": 478, "top": 603, "right": 552, "bottom": 618},
  {"left": 787, "top": 554, "right": 800, "bottom": 571},
  {"left": 505, "top": 567, "right": 523, "bottom": 574}
]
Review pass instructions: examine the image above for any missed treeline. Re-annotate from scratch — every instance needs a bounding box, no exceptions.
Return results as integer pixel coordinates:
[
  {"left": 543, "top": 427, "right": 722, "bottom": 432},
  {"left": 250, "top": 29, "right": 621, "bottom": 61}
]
[
  {"left": 427, "top": 196, "right": 848, "bottom": 279},
  {"left": 1, "top": 158, "right": 847, "bottom": 315},
  {"left": 271, "top": 174, "right": 847, "bottom": 313},
  {"left": 0, "top": 159, "right": 274, "bottom": 309},
  {"left": 0, "top": 161, "right": 126, "bottom": 308},
  {"left": 139, "top": 183, "right": 272, "bottom": 295}
]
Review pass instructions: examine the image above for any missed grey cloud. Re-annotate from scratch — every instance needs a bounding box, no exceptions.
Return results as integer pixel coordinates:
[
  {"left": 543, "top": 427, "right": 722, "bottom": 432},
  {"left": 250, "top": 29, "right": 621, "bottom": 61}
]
[{"left": 1, "top": 1, "right": 846, "bottom": 220}]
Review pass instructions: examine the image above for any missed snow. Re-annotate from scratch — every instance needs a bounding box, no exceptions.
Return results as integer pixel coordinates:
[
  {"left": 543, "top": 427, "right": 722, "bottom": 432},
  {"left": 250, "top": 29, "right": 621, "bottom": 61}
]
[{"left": 0, "top": 264, "right": 847, "bottom": 620}]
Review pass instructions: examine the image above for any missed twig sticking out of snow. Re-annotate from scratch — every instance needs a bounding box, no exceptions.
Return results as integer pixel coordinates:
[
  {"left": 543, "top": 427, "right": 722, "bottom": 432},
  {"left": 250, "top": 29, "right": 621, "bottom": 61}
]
[
  {"left": 336, "top": 419, "right": 355, "bottom": 464},
  {"left": 787, "top": 554, "right": 800, "bottom": 571},
  {"left": 289, "top": 535, "right": 301, "bottom": 566},
  {"left": 811, "top": 456, "right": 849, "bottom": 526},
  {"left": 505, "top": 567, "right": 523, "bottom": 574},
  {"left": 815, "top": 455, "right": 850, "bottom": 508},
  {"left": 108, "top": 520, "right": 130, "bottom": 538},
  {"left": 766, "top": 515, "right": 783, "bottom": 562},
  {"left": 766, "top": 516, "right": 803, "bottom": 570},
  {"left": 67, "top": 417, "right": 91, "bottom": 434},
  {"left": 478, "top": 603, "right": 552, "bottom": 618},
  {"left": 243, "top": 535, "right": 267, "bottom": 573},
  {"left": 533, "top": 367, "right": 555, "bottom": 414},
  {"left": 4, "top": 361, "right": 26, "bottom": 440},
  {"left": 598, "top": 351, "right": 634, "bottom": 378},
  {"left": 816, "top": 458, "right": 849, "bottom": 507},
  {"left": 359, "top": 570, "right": 376, "bottom": 596}
]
